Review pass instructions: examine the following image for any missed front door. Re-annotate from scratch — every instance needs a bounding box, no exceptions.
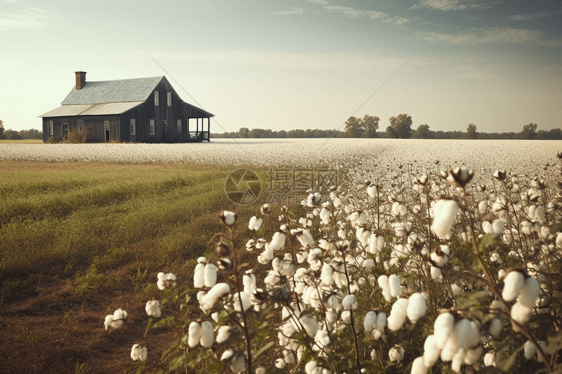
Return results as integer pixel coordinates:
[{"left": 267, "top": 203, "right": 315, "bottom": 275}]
[{"left": 161, "top": 120, "right": 167, "bottom": 142}]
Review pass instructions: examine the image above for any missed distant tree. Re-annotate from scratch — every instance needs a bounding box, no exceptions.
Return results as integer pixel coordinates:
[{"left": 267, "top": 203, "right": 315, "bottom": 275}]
[
  {"left": 5, "top": 129, "right": 22, "bottom": 140},
  {"left": 412, "top": 124, "right": 432, "bottom": 139},
  {"left": 248, "top": 128, "right": 265, "bottom": 138},
  {"left": 387, "top": 114, "right": 413, "bottom": 139},
  {"left": 278, "top": 130, "right": 287, "bottom": 138},
  {"left": 344, "top": 116, "right": 364, "bottom": 138},
  {"left": 520, "top": 123, "right": 538, "bottom": 139},
  {"left": 462, "top": 124, "right": 478, "bottom": 139},
  {"left": 239, "top": 127, "right": 249, "bottom": 138},
  {"left": 0, "top": 120, "right": 5, "bottom": 140},
  {"left": 362, "top": 115, "right": 379, "bottom": 138},
  {"left": 19, "top": 128, "right": 42, "bottom": 139}
]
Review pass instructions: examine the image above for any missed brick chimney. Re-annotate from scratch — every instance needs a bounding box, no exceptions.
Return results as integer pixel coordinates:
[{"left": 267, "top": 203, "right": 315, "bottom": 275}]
[{"left": 75, "top": 71, "right": 87, "bottom": 90}]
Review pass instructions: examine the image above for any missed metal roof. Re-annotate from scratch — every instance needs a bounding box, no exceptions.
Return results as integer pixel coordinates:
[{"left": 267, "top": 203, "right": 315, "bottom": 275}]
[
  {"left": 61, "top": 76, "right": 164, "bottom": 105},
  {"left": 38, "top": 102, "right": 144, "bottom": 117}
]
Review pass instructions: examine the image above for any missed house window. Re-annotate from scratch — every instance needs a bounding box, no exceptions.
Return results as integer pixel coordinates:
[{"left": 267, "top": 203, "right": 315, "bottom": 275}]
[
  {"left": 150, "top": 119, "right": 155, "bottom": 135},
  {"left": 154, "top": 91, "right": 159, "bottom": 106},
  {"left": 167, "top": 91, "right": 172, "bottom": 107},
  {"left": 63, "top": 123, "right": 69, "bottom": 140},
  {"left": 77, "top": 120, "right": 83, "bottom": 134},
  {"left": 104, "top": 121, "right": 110, "bottom": 142},
  {"left": 130, "top": 119, "right": 136, "bottom": 135},
  {"left": 48, "top": 121, "right": 53, "bottom": 136},
  {"left": 177, "top": 119, "right": 182, "bottom": 134}
]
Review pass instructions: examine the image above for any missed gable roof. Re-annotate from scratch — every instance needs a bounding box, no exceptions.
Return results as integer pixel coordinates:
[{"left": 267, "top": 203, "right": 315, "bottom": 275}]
[{"left": 61, "top": 76, "right": 164, "bottom": 105}]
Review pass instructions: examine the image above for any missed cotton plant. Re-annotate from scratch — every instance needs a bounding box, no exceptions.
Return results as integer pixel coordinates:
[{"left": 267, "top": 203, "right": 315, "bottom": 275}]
[{"left": 105, "top": 157, "right": 562, "bottom": 373}]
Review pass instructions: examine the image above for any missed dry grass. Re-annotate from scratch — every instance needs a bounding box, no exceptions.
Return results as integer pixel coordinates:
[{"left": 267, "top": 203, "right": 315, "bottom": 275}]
[{"left": 0, "top": 161, "right": 268, "bottom": 373}]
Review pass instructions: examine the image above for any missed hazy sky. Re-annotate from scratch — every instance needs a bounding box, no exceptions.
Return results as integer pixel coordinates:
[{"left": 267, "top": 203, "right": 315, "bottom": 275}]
[{"left": 1, "top": 0, "right": 561, "bottom": 133}]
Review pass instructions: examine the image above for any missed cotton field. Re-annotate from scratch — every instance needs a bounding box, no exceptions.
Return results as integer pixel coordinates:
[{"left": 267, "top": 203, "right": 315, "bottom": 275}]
[
  {"left": 95, "top": 139, "right": 562, "bottom": 373},
  {"left": 0, "top": 139, "right": 560, "bottom": 170}
]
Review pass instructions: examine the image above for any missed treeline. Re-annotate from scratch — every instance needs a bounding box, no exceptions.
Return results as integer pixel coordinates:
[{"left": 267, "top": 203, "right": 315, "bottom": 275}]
[
  {"left": 0, "top": 121, "right": 42, "bottom": 140},
  {"left": 213, "top": 114, "right": 562, "bottom": 140}
]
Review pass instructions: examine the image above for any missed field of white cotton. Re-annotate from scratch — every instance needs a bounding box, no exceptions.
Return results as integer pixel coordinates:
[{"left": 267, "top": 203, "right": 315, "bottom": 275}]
[
  {"left": 0, "top": 139, "right": 560, "bottom": 169},
  {"left": 105, "top": 144, "right": 562, "bottom": 373}
]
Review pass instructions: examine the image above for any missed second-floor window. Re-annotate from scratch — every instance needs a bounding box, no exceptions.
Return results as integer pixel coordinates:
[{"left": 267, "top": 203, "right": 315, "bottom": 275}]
[
  {"left": 130, "top": 119, "right": 136, "bottom": 135},
  {"left": 154, "top": 91, "right": 159, "bottom": 106},
  {"left": 167, "top": 91, "right": 172, "bottom": 106},
  {"left": 48, "top": 121, "right": 53, "bottom": 136}
]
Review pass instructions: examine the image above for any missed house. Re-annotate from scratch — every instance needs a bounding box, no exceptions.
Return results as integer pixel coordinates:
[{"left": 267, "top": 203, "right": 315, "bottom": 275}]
[{"left": 39, "top": 72, "right": 213, "bottom": 143}]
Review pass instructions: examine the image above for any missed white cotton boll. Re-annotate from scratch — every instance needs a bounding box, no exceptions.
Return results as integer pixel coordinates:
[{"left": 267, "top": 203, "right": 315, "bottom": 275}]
[
  {"left": 478, "top": 201, "right": 488, "bottom": 215},
  {"left": 321, "top": 264, "right": 334, "bottom": 286},
  {"left": 431, "top": 199, "right": 459, "bottom": 239},
  {"left": 423, "top": 335, "right": 441, "bottom": 368},
  {"left": 243, "top": 273, "right": 256, "bottom": 294},
  {"left": 451, "top": 348, "right": 466, "bottom": 373},
  {"left": 536, "top": 341, "right": 548, "bottom": 362},
  {"left": 275, "top": 358, "right": 286, "bottom": 369},
  {"left": 434, "top": 313, "right": 455, "bottom": 349},
  {"left": 524, "top": 340, "right": 536, "bottom": 360},
  {"left": 197, "top": 290, "right": 206, "bottom": 304},
  {"left": 511, "top": 302, "right": 533, "bottom": 328},
  {"left": 503, "top": 231, "right": 513, "bottom": 245},
  {"left": 200, "top": 321, "right": 214, "bottom": 348},
  {"left": 492, "top": 219, "right": 504, "bottom": 235},
  {"left": 270, "top": 232, "right": 286, "bottom": 251},
  {"left": 234, "top": 292, "right": 252, "bottom": 312},
  {"left": 194, "top": 263, "right": 205, "bottom": 288},
  {"left": 363, "top": 259, "right": 374, "bottom": 269},
  {"left": 464, "top": 346, "right": 482, "bottom": 366},
  {"left": 204, "top": 263, "right": 218, "bottom": 288},
  {"left": 249, "top": 216, "right": 258, "bottom": 230},
  {"left": 364, "top": 311, "right": 377, "bottom": 333},
  {"left": 305, "top": 361, "right": 318, "bottom": 374},
  {"left": 216, "top": 325, "right": 231, "bottom": 344},
  {"left": 145, "top": 300, "right": 161, "bottom": 318},
  {"left": 376, "top": 312, "right": 386, "bottom": 330},
  {"left": 392, "top": 202, "right": 401, "bottom": 216},
  {"left": 411, "top": 356, "right": 428, "bottom": 374},
  {"left": 387, "top": 298, "right": 408, "bottom": 331},
  {"left": 315, "top": 330, "right": 330, "bottom": 347},
  {"left": 482, "top": 221, "right": 494, "bottom": 234},
  {"left": 465, "top": 320, "right": 481, "bottom": 349},
  {"left": 484, "top": 351, "right": 495, "bottom": 366},
  {"left": 300, "top": 314, "right": 318, "bottom": 338},
  {"left": 131, "top": 344, "right": 147, "bottom": 361},
  {"left": 378, "top": 275, "right": 393, "bottom": 302},
  {"left": 104, "top": 315, "right": 116, "bottom": 330},
  {"left": 556, "top": 233, "right": 562, "bottom": 248},
  {"left": 389, "top": 274, "right": 401, "bottom": 297},
  {"left": 200, "top": 283, "right": 230, "bottom": 312},
  {"left": 498, "top": 269, "right": 506, "bottom": 280},
  {"left": 342, "top": 294, "right": 357, "bottom": 310},
  {"left": 407, "top": 293, "right": 427, "bottom": 323},
  {"left": 540, "top": 226, "right": 550, "bottom": 239},
  {"left": 502, "top": 271, "right": 526, "bottom": 302},
  {"left": 284, "top": 349, "right": 295, "bottom": 365},
  {"left": 157, "top": 279, "right": 166, "bottom": 290},
  {"left": 431, "top": 266, "right": 443, "bottom": 282},
  {"left": 489, "top": 318, "right": 503, "bottom": 338},
  {"left": 341, "top": 310, "right": 351, "bottom": 325},
  {"left": 519, "top": 277, "right": 540, "bottom": 308},
  {"left": 451, "top": 283, "right": 462, "bottom": 296},
  {"left": 399, "top": 203, "right": 407, "bottom": 216},
  {"left": 188, "top": 322, "right": 202, "bottom": 347},
  {"left": 389, "top": 345, "right": 405, "bottom": 363},
  {"left": 231, "top": 352, "right": 246, "bottom": 373}
]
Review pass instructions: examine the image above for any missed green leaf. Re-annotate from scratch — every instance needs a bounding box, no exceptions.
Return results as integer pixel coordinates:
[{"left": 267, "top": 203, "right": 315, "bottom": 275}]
[
  {"left": 207, "top": 362, "right": 223, "bottom": 374},
  {"left": 253, "top": 341, "right": 275, "bottom": 358},
  {"left": 496, "top": 342, "right": 525, "bottom": 372},
  {"left": 144, "top": 318, "right": 153, "bottom": 336},
  {"left": 548, "top": 330, "right": 562, "bottom": 354},
  {"left": 479, "top": 233, "right": 501, "bottom": 251}
]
